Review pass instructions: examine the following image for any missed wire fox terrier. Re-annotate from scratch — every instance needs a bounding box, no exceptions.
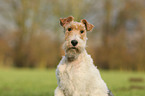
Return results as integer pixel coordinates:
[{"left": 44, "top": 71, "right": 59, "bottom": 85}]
[{"left": 55, "top": 16, "right": 113, "bottom": 96}]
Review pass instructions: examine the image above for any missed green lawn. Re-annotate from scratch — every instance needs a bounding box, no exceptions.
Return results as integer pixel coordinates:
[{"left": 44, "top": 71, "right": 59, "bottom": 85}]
[{"left": 0, "top": 68, "right": 144, "bottom": 96}]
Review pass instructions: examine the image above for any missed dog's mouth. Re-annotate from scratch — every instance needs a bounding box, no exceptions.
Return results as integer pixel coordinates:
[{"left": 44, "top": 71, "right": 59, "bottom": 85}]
[
  {"left": 65, "top": 46, "right": 84, "bottom": 61},
  {"left": 67, "top": 47, "right": 78, "bottom": 51},
  {"left": 65, "top": 47, "right": 80, "bottom": 61},
  {"left": 65, "top": 44, "right": 83, "bottom": 54},
  {"left": 66, "top": 46, "right": 81, "bottom": 54},
  {"left": 70, "top": 47, "right": 77, "bottom": 49}
]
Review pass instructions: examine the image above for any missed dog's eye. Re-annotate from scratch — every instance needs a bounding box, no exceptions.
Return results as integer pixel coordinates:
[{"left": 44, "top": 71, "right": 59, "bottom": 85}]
[
  {"left": 80, "top": 30, "right": 84, "bottom": 34},
  {"left": 68, "top": 28, "right": 72, "bottom": 31}
]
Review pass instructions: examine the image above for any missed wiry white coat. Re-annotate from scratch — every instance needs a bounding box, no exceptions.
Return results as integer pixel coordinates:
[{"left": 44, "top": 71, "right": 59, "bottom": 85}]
[{"left": 55, "top": 50, "right": 108, "bottom": 96}]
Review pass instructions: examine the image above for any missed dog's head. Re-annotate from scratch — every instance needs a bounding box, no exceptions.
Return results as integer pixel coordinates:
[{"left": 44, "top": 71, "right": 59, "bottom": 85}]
[{"left": 60, "top": 16, "right": 94, "bottom": 61}]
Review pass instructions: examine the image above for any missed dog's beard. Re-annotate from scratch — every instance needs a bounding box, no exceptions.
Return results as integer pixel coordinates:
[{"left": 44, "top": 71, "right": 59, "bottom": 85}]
[{"left": 65, "top": 47, "right": 83, "bottom": 62}]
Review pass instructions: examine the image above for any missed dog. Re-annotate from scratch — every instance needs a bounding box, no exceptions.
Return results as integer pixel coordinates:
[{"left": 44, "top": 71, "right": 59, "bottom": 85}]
[{"left": 54, "top": 16, "right": 113, "bottom": 96}]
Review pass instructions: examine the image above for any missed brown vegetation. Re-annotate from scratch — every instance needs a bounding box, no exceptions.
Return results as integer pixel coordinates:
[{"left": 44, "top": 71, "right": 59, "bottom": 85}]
[{"left": 0, "top": 0, "right": 145, "bottom": 70}]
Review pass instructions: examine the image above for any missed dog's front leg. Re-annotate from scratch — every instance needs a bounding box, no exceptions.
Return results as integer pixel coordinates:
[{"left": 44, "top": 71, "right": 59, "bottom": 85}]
[{"left": 54, "top": 87, "right": 65, "bottom": 96}]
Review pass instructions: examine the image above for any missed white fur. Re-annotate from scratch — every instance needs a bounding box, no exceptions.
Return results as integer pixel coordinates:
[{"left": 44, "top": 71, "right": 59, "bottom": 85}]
[{"left": 55, "top": 50, "right": 108, "bottom": 96}]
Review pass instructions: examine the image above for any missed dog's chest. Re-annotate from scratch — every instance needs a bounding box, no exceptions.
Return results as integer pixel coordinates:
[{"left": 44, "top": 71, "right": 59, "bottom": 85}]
[{"left": 58, "top": 63, "right": 88, "bottom": 94}]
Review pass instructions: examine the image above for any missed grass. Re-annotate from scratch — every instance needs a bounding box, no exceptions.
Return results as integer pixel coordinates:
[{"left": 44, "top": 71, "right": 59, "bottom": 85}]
[{"left": 0, "top": 68, "right": 145, "bottom": 96}]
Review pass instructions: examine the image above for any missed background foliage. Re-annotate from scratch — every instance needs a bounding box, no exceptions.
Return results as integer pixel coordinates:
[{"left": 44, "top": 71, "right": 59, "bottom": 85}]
[{"left": 0, "top": 0, "right": 145, "bottom": 71}]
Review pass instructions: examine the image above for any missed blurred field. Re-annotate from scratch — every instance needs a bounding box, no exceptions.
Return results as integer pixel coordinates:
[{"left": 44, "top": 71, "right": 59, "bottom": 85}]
[{"left": 0, "top": 68, "right": 144, "bottom": 96}]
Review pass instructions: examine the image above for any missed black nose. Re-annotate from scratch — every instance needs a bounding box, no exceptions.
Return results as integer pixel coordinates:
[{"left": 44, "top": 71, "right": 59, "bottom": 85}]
[{"left": 71, "top": 40, "right": 78, "bottom": 46}]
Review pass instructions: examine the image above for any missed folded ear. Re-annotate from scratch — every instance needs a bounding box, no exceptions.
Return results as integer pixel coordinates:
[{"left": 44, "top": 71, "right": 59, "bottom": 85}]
[
  {"left": 60, "top": 16, "right": 74, "bottom": 27},
  {"left": 81, "top": 19, "right": 94, "bottom": 31}
]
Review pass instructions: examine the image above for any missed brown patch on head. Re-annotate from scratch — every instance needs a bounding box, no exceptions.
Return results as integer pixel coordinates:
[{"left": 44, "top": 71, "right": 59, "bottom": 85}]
[
  {"left": 64, "top": 22, "right": 87, "bottom": 40},
  {"left": 68, "top": 22, "right": 85, "bottom": 30},
  {"left": 60, "top": 16, "right": 74, "bottom": 27},
  {"left": 81, "top": 19, "right": 94, "bottom": 31}
]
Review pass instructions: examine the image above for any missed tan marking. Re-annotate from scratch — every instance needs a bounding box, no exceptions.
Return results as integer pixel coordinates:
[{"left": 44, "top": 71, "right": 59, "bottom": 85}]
[
  {"left": 64, "top": 22, "right": 87, "bottom": 41},
  {"left": 81, "top": 19, "right": 94, "bottom": 31},
  {"left": 60, "top": 16, "right": 74, "bottom": 27},
  {"left": 80, "top": 32, "right": 86, "bottom": 40}
]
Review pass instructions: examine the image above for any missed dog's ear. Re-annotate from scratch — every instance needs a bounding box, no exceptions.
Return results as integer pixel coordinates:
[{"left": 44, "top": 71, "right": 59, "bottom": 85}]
[
  {"left": 81, "top": 19, "right": 94, "bottom": 31},
  {"left": 60, "top": 16, "right": 74, "bottom": 27}
]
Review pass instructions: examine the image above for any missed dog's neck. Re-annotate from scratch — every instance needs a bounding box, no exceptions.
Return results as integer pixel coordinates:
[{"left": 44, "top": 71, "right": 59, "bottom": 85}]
[{"left": 65, "top": 50, "right": 88, "bottom": 63}]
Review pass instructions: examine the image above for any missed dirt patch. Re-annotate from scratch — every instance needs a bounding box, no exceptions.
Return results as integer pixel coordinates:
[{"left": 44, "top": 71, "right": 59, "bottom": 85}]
[
  {"left": 116, "top": 85, "right": 144, "bottom": 91},
  {"left": 129, "top": 85, "right": 144, "bottom": 90},
  {"left": 129, "top": 77, "right": 144, "bottom": 82},
  {"left": 2, "top": 86, "right": 11, "bottom": 91}
]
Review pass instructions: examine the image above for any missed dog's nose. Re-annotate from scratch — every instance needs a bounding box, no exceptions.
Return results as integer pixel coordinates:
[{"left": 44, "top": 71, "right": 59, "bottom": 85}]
[{"left": 71, "top": 40, "right": 78, "bottom": 46}]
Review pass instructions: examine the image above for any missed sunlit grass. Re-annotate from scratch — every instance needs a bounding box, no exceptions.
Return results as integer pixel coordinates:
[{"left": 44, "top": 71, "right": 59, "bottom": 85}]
[{"left": 0, "top": 68, "right": 144, "bottom": 96}]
